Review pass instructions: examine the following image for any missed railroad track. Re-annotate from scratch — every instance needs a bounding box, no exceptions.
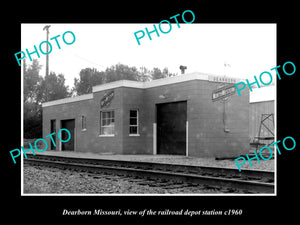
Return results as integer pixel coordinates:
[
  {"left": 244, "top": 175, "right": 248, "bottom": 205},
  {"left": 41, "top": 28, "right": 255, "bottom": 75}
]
[{"left": 24, "top": 154, "right": 274, "bottom": 194}]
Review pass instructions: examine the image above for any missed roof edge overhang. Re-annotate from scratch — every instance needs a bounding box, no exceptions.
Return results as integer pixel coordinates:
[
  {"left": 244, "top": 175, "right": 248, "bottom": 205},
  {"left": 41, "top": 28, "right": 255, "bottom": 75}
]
[
  {"left": 42, "top": 72, "right": 242, "bottom": 107},
  {"left": 42, "top": 93, "right": 93, "bottom": 108}
]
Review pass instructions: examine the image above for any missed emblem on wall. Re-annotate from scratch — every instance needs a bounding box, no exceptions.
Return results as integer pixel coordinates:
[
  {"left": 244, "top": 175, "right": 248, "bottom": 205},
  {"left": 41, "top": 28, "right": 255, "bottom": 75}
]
[{"left": 100, "top": 90, "right": 114, "bottom": 108}]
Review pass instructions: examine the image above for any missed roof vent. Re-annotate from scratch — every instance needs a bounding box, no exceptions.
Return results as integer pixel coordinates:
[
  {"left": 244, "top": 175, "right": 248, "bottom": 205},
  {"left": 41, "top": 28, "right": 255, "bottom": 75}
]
[{"left": 179, "top": 65, "right": 187, "bottom": 74}]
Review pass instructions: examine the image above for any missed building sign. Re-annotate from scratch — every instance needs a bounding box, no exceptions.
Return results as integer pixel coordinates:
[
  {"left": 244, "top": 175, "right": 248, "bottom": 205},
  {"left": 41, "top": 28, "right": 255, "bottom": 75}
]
[
  {"left": 209, "top": 75, "right": 238, "bottom": 84},
  {"left": 100, "top": 90, "right": 114, "bottom": 108},
  {"left": 212, "top": 84, "right": 236, "bottom": 102}
]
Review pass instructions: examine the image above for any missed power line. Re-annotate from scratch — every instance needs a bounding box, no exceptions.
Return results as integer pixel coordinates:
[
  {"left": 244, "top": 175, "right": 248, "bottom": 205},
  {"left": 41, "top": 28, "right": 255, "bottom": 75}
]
[{"left": 64, "top": 49, "right": 106, "bottom": 69}]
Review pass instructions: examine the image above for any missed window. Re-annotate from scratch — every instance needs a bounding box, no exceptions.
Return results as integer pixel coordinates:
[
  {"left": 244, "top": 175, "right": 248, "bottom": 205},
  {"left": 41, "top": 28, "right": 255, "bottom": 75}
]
[
  {"left": 100, "top": 111, "right": 115, "bottom": 135},
  {"left": 81, "top": 115, "right": 86, "bottom": 131},
  {"left": 129, "top": 109, "right": 139, "bottom": 135}
]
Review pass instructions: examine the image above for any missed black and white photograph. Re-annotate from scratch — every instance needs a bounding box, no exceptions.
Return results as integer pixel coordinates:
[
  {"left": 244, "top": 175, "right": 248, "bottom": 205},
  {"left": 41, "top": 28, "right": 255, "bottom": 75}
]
[
  {"left": 21, "top": 23, "right": 276, "bottom": 195},
  {"left": 4, "top": 4, "right": 298, "bottom": 224}
]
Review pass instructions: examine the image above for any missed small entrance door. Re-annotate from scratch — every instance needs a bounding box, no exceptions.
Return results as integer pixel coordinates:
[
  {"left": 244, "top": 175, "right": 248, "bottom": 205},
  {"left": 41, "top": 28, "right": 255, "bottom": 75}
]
[
  {"left": 157, "top": 101, "right": 187, "bottom": 155},
  {"left": 61, "top": 119, "right": 75, "bottom": 151},
  {"left": 50, "top": 119, "right": 56, "bottom": 150}
]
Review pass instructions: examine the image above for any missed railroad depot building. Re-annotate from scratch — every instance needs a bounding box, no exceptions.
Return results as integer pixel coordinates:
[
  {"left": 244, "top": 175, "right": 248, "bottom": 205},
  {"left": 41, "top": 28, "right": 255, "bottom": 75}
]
[{"left": 42, "top": 72, "right": 249, "bottom": 158}]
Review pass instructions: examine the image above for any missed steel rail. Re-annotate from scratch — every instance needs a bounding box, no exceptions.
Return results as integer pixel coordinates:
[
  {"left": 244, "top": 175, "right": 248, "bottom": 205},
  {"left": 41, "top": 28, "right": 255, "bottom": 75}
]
[
  {"left": 24, "top": 157, "right": 274, "bottom": 193},
  {"left": 26, "top": 154, "right": 274, "bottom": 182}
]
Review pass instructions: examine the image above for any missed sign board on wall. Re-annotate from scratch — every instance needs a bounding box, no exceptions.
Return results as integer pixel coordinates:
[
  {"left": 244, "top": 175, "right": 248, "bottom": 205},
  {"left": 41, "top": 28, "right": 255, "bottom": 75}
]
[
  {"left": 100, "top": 90, "right": 114, "bottom": 108},
  {"left": 212, "top": 84, "right": 236, "bottom": 102},
  {"left": 209, "top": 75, "right": 239, "bottom": 84}
]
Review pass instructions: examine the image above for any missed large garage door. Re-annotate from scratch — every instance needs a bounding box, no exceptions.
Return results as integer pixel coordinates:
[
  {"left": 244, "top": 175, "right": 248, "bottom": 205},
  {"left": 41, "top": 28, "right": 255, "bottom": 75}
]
[
  {"left": 157, "top": 101, "right": 187, "bottom": 155},
  {"left": 61, "top": 119, "right": 75, "bottom": 151}
]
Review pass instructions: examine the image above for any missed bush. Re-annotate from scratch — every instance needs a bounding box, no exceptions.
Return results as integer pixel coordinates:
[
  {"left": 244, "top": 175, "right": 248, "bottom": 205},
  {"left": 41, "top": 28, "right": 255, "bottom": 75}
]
[
  {"left": 24, "top": 102, "right": 42, "bottom": 139},
  {"left": 24, "top": 116, "right": 42, "bottom": 139}
]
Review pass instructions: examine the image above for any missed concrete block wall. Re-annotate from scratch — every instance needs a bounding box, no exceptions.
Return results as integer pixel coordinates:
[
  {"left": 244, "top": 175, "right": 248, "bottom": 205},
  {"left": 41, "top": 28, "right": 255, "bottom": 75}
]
[
  {"left": 43, "top": 88, "right": 125, "bottom": 154},
  {"left": 42, "top": 76, "right": 250, "bottom": 158},
  {"left": 188, "top": 80, "right": 249, "bottom": 158},
  {"left": 120, "top": 87, "right": 148, "bottom": 154},
  {"left": 91, "top": 88, "right": 123, "bottom": 154},
  {"left": 42, "top": 98, "right": 96, "bottom": 152},
  {"left": 144, "top": 79, "right": 249, "bottom": 158}
]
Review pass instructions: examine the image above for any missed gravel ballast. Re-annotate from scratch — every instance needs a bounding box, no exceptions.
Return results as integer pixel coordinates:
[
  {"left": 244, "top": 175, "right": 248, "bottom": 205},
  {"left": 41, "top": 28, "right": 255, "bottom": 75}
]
[
  {"left": 30, "top": 151, "right": 275, "bottom": 171},
  {"left": 23, "top": 165, "right": 236, "bottom": 194}
]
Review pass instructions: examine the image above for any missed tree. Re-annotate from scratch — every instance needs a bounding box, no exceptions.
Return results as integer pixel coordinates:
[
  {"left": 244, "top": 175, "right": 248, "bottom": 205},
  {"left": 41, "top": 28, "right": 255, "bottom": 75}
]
[
  {"left": 73, "top": 64, "right": 142, "bottom": 95},
  {"left": 162, "top": 67, "right": 176, "bottom": 78},
  {"left": 138, "top": 66, "right": 152, "bottom": 82},
  {"left": 24, "top": 101, "right": 42, "bottom": 138},
  {"left": 23, "top": 59, "right": 43, "bottom": 138},
  {"left": 36, "top": 72, "right": 71, "bottom": 103},
  {"left": 150, "top": 67, "right": 177, "bottom": 80},
  {"left": 73, "top": 68, "right": 105, "bottom": 95},
  {"left": 24, "top": 59, "right": 42, "bottom": 103},
  {"left": 151, "top": 67, "right": 164, "bottom": 80},
  {"left": 105, "top": 63, "right": 140, "bottom": 83},
  {"left": 23, "top": 59, "right": 71, "bottom": 138},
  {"left": 72, "top": 64, "right": 178, "bottom": 96}
]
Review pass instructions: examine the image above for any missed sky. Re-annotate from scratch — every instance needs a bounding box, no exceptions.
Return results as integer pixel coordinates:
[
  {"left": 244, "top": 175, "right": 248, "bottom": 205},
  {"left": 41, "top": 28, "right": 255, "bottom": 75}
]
[{"left": 21, "top": 23, "right": 276, "bottom": 102}]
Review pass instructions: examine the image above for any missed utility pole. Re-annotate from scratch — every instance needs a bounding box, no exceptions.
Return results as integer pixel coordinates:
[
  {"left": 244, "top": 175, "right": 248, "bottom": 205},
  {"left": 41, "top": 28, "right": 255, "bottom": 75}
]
[{"left": 43, "top": 25, "right": 51, "bottom": 76}]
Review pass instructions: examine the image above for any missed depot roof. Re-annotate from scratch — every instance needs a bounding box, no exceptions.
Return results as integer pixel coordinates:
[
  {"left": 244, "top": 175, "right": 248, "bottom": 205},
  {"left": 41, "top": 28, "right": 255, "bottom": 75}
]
[{"left": 42, "top": 72, "right": 242, "bottom": 107}]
